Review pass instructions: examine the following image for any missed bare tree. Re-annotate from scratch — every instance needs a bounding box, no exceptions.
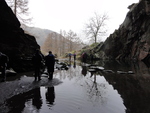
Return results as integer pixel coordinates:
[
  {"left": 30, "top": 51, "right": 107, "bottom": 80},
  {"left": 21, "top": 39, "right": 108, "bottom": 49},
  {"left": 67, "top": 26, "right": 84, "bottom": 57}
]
[
  {"left": 6, "top": 0, "right": 32, "bottom": 25},
  {"left": 85, "top": 12, "right": 108, "bottom": 43},
  {"left": 60, "top": 30, "right": 67, "bottom": 55},
  {"left": 66, "top": 30, "right": 77, "bottom": 52}
]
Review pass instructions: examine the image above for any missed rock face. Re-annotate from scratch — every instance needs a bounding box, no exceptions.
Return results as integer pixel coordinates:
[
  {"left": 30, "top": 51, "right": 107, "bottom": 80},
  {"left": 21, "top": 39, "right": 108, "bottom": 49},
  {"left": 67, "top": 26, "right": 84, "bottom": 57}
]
[
  {"left": 0, "top": 0, "right": 39, "bottom": 72},
  {"left": 94, "top": 0, "right": 150, "bottom": 62}
]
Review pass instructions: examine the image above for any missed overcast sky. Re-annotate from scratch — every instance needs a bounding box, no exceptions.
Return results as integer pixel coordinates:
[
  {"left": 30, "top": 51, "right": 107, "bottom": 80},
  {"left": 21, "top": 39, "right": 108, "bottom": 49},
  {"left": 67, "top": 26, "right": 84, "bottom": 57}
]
[{"left": 28, "top": 0, "right": 139, "bottom": 41}]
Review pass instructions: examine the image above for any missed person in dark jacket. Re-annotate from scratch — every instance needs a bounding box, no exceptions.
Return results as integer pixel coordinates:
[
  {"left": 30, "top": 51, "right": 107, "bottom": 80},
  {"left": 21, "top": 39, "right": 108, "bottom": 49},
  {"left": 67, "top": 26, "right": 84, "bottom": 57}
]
[
  {"left": 0, "top": 52, "right": 9, "bottom": 82},
  {"left": 45, "top": 51, "right": 55, "bottom": 80},
  {"left": 82, "top": 52, "right": 88, "bottom": 63},
  {"left": 32, "top": 49, "right": 44, "bottom": 81}
]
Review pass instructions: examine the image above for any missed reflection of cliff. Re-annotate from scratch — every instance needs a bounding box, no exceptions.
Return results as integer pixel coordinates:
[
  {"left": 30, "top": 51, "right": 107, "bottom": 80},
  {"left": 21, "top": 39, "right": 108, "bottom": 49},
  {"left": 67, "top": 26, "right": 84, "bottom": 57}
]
[{"left": 102, "top": 61, "right": 150, "bottom": 113}]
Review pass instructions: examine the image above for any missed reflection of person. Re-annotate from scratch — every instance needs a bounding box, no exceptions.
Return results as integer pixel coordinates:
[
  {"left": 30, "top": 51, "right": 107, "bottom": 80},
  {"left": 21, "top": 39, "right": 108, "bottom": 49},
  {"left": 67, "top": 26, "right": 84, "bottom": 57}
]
[
  {"left": 46, "top": 87, "right": 55, "bottom": 106},
  {"left": 32, "top": 88, "right": 43, "bottom": 110},
  {"left": 0, "top": 52, "right": 9, "bottom": 82},
  {"left": 73, "top": 61, "right": 76, "bottom": 68},
  {"left": 32, "top": 49, "right": 44, "bottom": 81},
  {"left": 45, "top": 51, "right": 55, "bottom": 80},
  {"left": 81, "top": 66, "right": 87, "bottom": 76}
]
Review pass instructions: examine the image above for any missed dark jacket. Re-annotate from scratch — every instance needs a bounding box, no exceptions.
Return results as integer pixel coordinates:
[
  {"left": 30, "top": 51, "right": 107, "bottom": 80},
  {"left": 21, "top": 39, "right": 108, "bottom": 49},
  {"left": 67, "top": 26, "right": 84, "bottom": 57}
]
[
  {"left": 45, "top": 54, "right": 55, "bottom": 72},
  {"left": 32, "top": 53, "right": 43, "bottom": 67}
]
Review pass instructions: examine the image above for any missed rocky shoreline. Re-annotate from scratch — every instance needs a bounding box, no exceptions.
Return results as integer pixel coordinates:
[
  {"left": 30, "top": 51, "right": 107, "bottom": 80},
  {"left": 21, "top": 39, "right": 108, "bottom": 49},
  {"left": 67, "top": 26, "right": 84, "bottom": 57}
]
[{"left": 0, "top": 72, "right": 62, "bottom": 107}]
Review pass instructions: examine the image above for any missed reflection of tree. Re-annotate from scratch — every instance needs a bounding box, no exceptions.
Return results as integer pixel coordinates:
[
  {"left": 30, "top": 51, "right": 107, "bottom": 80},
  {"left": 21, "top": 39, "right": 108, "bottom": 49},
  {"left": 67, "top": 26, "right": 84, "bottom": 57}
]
[
  {"left": 45, "top": 87, "right": 55, "bottom": 107},
  {"left": 85, "top": 72, "right": 107, "bottom": 104}
]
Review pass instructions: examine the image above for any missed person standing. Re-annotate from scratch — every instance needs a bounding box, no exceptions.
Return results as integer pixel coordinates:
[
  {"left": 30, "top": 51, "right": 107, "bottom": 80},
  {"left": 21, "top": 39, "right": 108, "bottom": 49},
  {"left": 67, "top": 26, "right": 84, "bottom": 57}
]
[
  {"left": 68, "top": 53, "right": 72, "bottom": 61},
  {"left": 32, "top": 49, "right": 44, "bottom": 81},
  {"left": 73, "top": 52, "right": 76, "bottom": 61},
  {"left": 82, "top": 52, "right": 88, "bottom": 63},
  {"left": 0, "top": 52, "right": 9, "bottom": 82},
  {"left": 45, "top": 51, "right": 55, "bottom": 80}
]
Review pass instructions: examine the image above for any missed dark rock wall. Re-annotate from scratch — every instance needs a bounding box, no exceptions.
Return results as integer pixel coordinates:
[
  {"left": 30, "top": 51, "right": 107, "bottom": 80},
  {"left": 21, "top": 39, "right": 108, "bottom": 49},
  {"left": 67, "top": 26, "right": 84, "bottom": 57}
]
[
  {"left": 0, "top": 0, "right": 40, "bottom": 72},
  {"left": 95, "top": 0, "right": 150, "bottom": 62}
]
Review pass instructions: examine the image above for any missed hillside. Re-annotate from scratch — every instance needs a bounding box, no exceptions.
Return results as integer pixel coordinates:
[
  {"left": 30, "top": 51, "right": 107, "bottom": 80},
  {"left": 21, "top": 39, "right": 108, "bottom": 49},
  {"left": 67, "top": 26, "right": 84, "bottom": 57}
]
[
  {"left": 22, "top": 25, "right": 84, "bottom": 56},
  {"left": 21, "top": 24, "right": 53, "bottom": 46}
]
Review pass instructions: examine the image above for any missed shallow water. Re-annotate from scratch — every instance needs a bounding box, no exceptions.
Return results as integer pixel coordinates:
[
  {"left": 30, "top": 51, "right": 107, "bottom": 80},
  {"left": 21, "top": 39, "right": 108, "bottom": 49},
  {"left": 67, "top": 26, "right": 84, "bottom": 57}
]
[{"left": 3, "top": 60, "right": 150, "bottom": 113}]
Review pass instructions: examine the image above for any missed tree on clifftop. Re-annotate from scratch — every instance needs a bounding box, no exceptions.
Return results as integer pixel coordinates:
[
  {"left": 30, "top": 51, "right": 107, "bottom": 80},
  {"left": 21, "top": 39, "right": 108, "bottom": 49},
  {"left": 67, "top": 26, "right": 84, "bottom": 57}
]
[
  {"left": 6, "top": 0, "right": 32, "bottom": 25},
  {"left": 84, "top": 12, "right": 108, "bottom": 43}
]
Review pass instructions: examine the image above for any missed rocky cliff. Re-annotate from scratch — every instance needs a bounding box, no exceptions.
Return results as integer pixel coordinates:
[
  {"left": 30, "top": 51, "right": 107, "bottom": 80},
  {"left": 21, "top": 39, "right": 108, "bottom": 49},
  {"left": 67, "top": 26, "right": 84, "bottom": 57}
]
[
  {"left": 0, "top": 0, "right": 39, "bottom": 72},
  {"left": 94, "top": 0, "right": 150, "bottom": 63}
]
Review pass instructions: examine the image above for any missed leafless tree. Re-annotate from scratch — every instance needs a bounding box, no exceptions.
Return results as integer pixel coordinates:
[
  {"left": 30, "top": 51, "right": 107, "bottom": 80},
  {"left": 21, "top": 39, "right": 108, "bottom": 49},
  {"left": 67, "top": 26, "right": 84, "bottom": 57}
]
[
  {"left": 66, "top": 30, "right": 77, "bottom": 52},
  {"left": 6, "top": 0, "right": 32, "bottom": 25},
  {"left": 85, "top": 12, "right": 109, "bottom": 43},
  {"left": 42, "top": 30, "right": 84, "bottom": 57}
]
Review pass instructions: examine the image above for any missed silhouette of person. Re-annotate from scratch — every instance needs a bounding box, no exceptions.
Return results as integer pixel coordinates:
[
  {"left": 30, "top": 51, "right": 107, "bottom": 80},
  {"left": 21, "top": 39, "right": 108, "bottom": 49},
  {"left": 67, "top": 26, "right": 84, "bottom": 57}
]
[
  {"left": 68, "top": 53, "right": 72, "bottom": 61},
  {"left": 0, "top": 52, "right": 9, "bottom": 82},
  {"left": 32, "top": 88, "right": 42, "bottom": 110},
  {"left": 32, "top": 49, "right": 44, "bottom": 81},
  {"left": 82, "top": 52, "right": 88, "bottom": 63},
  {"left": 73, "top": 53, "right": 76, "bottom": 61},
  {"left": 45, "top": 51, "right": 55, "bottom": 80},
  {"left": 73, "top": 61, "right": 76, "bottom": 68},
  {"left": 45, "top": 87, "right": 55, "bottom": 106}
]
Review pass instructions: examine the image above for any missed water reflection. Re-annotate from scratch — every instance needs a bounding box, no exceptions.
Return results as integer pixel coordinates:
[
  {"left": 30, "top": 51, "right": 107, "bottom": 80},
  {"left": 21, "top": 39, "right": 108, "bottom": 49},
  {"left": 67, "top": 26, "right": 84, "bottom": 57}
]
[
  {"left": 32, "top": 88, "right": 42, "bottom": 110},
  {"left": 45, "top": 87, "right": 55, "bottom": 106},
  {"left": 85, "top": 60, "right": 150, "bottom": 113},
  {"left": 4, "top": 87, "right": 55, "bottom": 113},
  {"left": 81, "top": 66, "right": 87, "bottom": 76},
  {"left": 73, "top": 61, "right": 76, "bottom": 68},
  {"left": 2, "top": 60, "right": 150, "bottom": 113}
]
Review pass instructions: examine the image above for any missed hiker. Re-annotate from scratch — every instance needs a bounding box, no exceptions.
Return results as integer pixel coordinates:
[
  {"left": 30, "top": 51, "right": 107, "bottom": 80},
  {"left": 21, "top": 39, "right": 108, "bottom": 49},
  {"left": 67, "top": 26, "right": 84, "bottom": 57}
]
[
  {"left": 45, "top": 51, "right": 55, "bottom": 80},
  {"left": 68, "top": 53, "right": 72, "bottom": 61},
  {"left": 32, "top": 49, "right": 44, "bottom": 81},
  {"left": 73, "top": 53, "right": 76, "bottom": 61},
  {"left": 82, "top": 52, "right": 88, "bottom": 63},
  {"left": 0, "top": 52, "right": 9, "bottom": 82}
]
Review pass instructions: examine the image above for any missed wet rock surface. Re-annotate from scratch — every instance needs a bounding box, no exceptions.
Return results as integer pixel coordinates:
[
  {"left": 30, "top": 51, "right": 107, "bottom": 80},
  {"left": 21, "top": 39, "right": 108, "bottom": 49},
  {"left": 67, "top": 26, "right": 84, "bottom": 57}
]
[
  {"left": 0, "top": 73, "right": 62, "bottom": 106},
  {"left": 93, "top": 0, "right": 150, "bottom": 63}
]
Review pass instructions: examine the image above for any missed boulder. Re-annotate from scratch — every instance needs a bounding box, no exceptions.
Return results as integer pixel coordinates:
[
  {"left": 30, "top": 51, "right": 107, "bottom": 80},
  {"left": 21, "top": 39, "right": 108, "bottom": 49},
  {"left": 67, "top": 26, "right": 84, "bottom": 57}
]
[{"left": 0, "top": 0, "right": 39, "bottom": 72}]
